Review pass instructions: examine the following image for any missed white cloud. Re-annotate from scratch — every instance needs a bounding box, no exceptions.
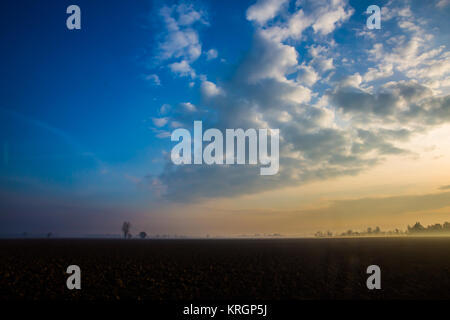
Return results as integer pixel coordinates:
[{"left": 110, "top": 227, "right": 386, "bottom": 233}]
[
  {"left": 201, "top": 80, "right": 224, "bottom": 97},
  {"left": 156, "top": 131, "right": 172, "bottom": 139},
  {"left": 398, "top": 20, "right": 421, "bottom": 33},
  {"left": 316, "top": 57, "right": 334, "bottom": 72},
  {"left": 152, "top": 117, "right": 169, "bottom": 127},
  {"left": 364, "top": 1, "right": 450, "bottom": 90},
  {"left": 254, "top": 0, "right": 353, "bottom": 43},
  {"left": 175, "top": 3, "right": 206, "bottom": 26},
  {"left": 367, "top": 25, "right": 449, "bottom": 88},
  {"left": 407, "top": 54, "right": 450, "bottom": 79},
  {"left": 170, "top": 121, "right": 184, "bottom": 128},
  {"left": 156, "top": 3, "right": 207, "bottom": 81},
  {"left": 283, "top": 81, "right": 312, "bottom": 104},
  {"left": 312, "top": 0, "right": 354, "bottom": 35},
  {"left": 168, "top": 60, "right": 196, "bottom": 78},
  {"left": 148, "top": 0, "right": 450, "bottom": 202},
  {"left": 206, "top": 49, "right": 218, "bottom": 60},
  {"left": 363, "top": 64, "right": 394, "bottom": 83},
  {"left": 159, "top": 104, "right": 171, "bottom": 115},
  {"left": 437, "top": 0, "right": 450, "bottom": 8},
  {"left": 260, "top": 9, "right": 312, "bottom": 42},
  {"left": 307, "top": 45, "right": 335, "bottom": 73},
  {"left": 144, "top": 74, "right": 161, "bottom": 86},
  {"left": 158, "top": 5, "right": 204, "bottom": 62},
  {"left": 246, "top": 0, "right": 289, "bottom": 25},
  {"left": 339, "top": 73, "right": 362, "bottom": 88},
  {"left": 297, "top": 64, "right": 319, "bottom": 87},
  {"left": 381, "top": 4, "right": 412, "bottom": 21},
  {"left": 179, "top": 102, "right": 197, "bottom": 112},
  {"left": 242, "top": 31, "right": 299, "bottom": 83},
  {"left": 150, "top": 127, "right": 171, "bottom": 139}
]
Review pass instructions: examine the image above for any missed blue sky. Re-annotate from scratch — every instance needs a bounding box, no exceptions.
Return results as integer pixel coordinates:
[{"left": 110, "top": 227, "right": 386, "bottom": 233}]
[{"left": 1, "top": 0, "right": 450, "bottom": 236}]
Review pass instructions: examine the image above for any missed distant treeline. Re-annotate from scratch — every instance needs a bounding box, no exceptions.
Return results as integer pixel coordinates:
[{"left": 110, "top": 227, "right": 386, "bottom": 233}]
[{"left": 315, "top": 221, "right": 450, "bottom": 237}]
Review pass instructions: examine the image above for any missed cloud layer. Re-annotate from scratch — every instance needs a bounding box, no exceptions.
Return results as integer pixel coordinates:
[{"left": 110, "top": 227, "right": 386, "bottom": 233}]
[{"left": 147, "top": 0, "right": 450, "bottom": 202}]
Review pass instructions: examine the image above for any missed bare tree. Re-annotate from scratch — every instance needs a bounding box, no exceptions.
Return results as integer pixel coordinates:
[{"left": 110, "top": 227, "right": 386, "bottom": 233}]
[{"left": 122, "top": 221, "right": 131, "bottom": 239}]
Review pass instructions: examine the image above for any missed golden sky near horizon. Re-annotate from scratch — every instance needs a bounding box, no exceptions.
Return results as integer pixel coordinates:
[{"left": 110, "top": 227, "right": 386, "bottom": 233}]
[{"left": 137, "top": 124, "right": 450, "bottom": 237}]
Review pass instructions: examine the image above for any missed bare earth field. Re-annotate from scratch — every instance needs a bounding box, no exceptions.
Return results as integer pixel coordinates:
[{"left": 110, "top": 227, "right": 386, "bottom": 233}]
[{"left": 0, "top": 238, "right": 449, "bottom": 300}]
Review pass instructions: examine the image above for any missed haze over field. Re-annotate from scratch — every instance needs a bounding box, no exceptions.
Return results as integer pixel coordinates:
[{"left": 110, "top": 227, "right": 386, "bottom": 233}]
[{"left": 1, "top": 0, "right": 450, "bottom": 237}]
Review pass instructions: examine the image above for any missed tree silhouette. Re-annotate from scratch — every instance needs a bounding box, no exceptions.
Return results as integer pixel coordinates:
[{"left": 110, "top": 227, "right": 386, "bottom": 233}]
[
  {"left": 408, "top": 222, "right": 425, "bottom": 233},
  {"left": 122, "top": 221, "right": 131, "bottom": 239},
  {"left": 139, "top": 231, "right": 147, "bottom": 239},
  {"left": 315, "top": 221, "right": 449, "bottom": 237}
]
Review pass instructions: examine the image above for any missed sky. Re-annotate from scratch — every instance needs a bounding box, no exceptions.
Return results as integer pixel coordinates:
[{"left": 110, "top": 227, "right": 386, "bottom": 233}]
[{"left": 0, "top": 0, "right": 450, "bottom": 237}]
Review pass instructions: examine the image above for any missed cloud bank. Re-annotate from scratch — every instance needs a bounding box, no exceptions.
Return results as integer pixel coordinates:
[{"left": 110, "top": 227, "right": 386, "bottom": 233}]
[{"left": 147, "top": 0, "right": 450, "bottom": 202}]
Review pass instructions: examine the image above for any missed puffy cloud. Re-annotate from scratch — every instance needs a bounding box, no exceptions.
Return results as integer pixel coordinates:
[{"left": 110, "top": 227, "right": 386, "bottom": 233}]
[
  {"left": 151, "top": 76, "right": 449, "bottom": 201},
  {"left": 156, "top": 3, "right": 207, "bottom": 80},
  {"left": 146, "top": 2, "right": 374, "bottom": 201},
  {"left": 201, "top": 80, "right": 224, "bottom": 97},
  {"left": 406, "top": 53, "right": 450, "bottom": 79},
  {"left": 153, "top": 70, "right": 370, "bottom": 202},
  {"left": 259, "top": 9, "right": 313, "bottom": 42},
  {"left": 158, "top": 5, "right": 205, "bottom": 62},
  {"left": 363, "top": 64, "right": 394, "bottom": 83},
  {"left": 436, "top": 0, "right": 450, "bottom": 8},
  {"left": 246, "top": 0, "right": 289, "bottom": 25},
  {"left": 317, "top": 58, "right": 335, "bottom": 73},
  {"left": 381, "top": 5, "right": 412, "bottom": 21},
  {"left": 351, "top": 129, "right": 410, "bottom": 156},
  {"left": 170, "top": 121, "right": 184, "bottom": 128},
  {"left": 365, "top": 1, "right": 448, "bottom": 89},
  {"left": 179, "top": 102, "right": 197, "bottom": 112},
  {"left": 206, "top": 48, "right": 218, "bottom": 60},
  {"left": 146, "top": 0, "right": 450, "bottom": 203},
  {"left": 424, "top": 78, "right": 450, "bottom": 92},
  {"left": 310, "top": 0, "right": 354, "bottom": 35},
  {"left": 329, "top": 80, "right": 450, "bottom": 127},
  {"left": 175, "top": 3, "right": 206, "bottom": 26},
  {"left": 155, "top": 131, "right": 172, "bottom": 139},
  {"left": 239, "top": 31, "right": 298, "bottom": 83},
  {"left": 308, "top": 45, "right": 335, "bottom": 73},
  {"left": 169, "top": 60, "right": 196, "bottom": 78},
  {"left": 283, "top": 81, "right": 313, "bottom": 104},
  {"left": 144, "top": 74, "right": 161, "bottom": 85},
  {"left": 159, "top": 104, "right": 171, "bottom": 115},
  {"left": 256, "top": 0, "right": 353, "bottom": 40},
  {"left": 338, "top": 73, "right": 362, "bottom": 88},
  {"left": 152, "top": 117, "right": 169, "bottom": 127},
  {"left": 297, "top": 64, "right": 319, "bottom": 87}
]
